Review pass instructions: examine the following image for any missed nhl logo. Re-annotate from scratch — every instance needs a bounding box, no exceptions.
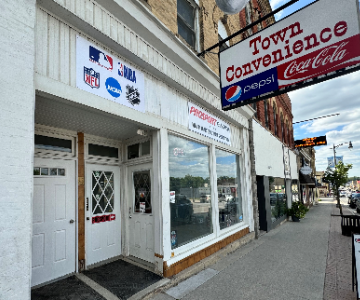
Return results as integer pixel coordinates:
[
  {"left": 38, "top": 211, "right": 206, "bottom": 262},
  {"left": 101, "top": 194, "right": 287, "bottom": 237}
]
[{"left": 84, "top": 67, "right": 100, "bottom": 89}]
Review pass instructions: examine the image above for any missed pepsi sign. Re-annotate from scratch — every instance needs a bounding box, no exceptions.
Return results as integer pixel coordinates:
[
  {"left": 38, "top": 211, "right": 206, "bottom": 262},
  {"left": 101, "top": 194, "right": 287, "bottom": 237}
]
[
  {"left": 221, "top": 68, "right": 278, "bottom": 109},
  {"left": 105, "top": 77, "right": 122, "bottom": 98}
]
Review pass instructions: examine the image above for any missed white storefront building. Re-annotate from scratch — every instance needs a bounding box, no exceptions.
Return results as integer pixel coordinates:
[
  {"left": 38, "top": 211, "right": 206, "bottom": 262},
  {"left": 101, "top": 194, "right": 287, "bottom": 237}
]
[{"left": 1, "top": 0, "right": 256, "bottom": 298}]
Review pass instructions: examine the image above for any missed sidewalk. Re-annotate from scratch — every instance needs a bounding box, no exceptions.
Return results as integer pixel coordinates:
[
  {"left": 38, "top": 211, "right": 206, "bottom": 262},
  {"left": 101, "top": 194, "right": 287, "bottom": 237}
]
[{"left": 149, "top": 199, "right": 356, "bottom": 300}]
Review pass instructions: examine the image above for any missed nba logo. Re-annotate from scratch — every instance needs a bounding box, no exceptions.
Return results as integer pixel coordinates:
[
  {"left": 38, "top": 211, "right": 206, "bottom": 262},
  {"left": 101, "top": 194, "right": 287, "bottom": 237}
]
[
  {"left": 84, "top": 67, "right": 100, "bottom": 88},
  {"left": 89, "top": 46, "right": 113, "bottom": 70}
]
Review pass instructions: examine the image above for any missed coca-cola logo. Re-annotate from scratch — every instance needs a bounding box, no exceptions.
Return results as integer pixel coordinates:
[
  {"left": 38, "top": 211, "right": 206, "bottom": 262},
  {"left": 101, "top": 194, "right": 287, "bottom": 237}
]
[{"left": 284, "top": 42, "right": 348, "bottom": 79}]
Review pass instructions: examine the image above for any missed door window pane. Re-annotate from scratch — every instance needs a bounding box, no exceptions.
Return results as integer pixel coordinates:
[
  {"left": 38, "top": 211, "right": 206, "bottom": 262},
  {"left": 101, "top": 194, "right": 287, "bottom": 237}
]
[
  {"left": 92, "top": 171, "right": 114, "bottom": 215},
  {"left": 215, "top": 149, "right": 242, "bottom": 230},
  {"left": 141, "top": 140, "right": 151, "bottom": 156},
  {"left": 133, "top": 171, "right": 151, "bottom": 213},
  {"left": 169, "top": 135, "right": 212, "bottom": 249},
  {"left": 269, "top": 177, "right": 286, "bottom": 223},
  {"left": 128, "top": 143, "right": 139, "bottom": 159}
]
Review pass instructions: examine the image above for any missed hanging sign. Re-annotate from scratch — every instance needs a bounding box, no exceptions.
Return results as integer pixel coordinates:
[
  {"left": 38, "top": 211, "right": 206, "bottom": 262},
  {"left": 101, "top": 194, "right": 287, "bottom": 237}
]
[
  {"left": 188, "top": 102, "right": 231, "bottom": 146},
  {"left": 327, "top": 156, "right": 343, "bottom": 168},
  {"left": 76, "top": 35, "right": 145, "bottom": 112},
  {"left": 139, "top": 202, "right": 146, "bottom": 213},
  {"left": 300, "top": 165, "right": 312, "bottom": 175},
  {"left": 219, "top": 0, "right": 360, "bottom": 110},
  {"left": 294, "top": 136, "right": 327, "bottom": 148}
]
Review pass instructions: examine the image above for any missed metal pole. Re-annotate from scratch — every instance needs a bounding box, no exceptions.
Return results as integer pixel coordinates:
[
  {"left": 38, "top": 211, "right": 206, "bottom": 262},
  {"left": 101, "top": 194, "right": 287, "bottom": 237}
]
[{"left": 333, "top": 144, "right": 336, "bottom": 168}]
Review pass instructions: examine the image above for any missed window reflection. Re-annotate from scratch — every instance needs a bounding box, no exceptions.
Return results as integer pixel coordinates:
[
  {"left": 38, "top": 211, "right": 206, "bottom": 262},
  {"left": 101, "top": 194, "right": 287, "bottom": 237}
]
[
  {"left": 216, "top": 149, "right": 243, "bottom": 230},
  {"left": 169, "top": 135, "right": 212, "bottom": 249},
  {"left": 269, "top": 177, "right": 286, "bottom": 223}
]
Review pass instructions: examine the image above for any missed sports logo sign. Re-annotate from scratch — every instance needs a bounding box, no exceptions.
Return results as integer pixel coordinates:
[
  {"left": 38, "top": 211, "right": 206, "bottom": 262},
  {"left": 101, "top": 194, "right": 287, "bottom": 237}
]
[
  {"left": 84, "top": 67, "right": 100, "bottom": 89},
  {"left": 219, "top": 0, "right": 360, "bottom": 110},
  {"left": 76, "top": 36, "right": 145, "bottom": 112}
]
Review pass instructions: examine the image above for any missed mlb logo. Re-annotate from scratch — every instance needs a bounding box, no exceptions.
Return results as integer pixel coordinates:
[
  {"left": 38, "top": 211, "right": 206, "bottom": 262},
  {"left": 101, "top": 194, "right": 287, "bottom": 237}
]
[
  {"left": 89, "top": 46, "right": 113, "bottom": 70},
  {"left": 84, "top": 67, "right": 100, "bottom": 89}
]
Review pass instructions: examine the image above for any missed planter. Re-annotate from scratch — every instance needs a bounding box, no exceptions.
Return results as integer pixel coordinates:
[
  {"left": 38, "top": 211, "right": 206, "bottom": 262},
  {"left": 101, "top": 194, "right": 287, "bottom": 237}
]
[{"left": 292, "top": 215, "right": 300, "bottom": 222}]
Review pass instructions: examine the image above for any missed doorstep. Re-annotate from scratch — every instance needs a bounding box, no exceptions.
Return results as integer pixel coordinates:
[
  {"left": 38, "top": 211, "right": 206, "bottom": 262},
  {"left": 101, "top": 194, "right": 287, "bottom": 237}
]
[{"left": 31, "top": 258, "right": 169, "bottom": 300}]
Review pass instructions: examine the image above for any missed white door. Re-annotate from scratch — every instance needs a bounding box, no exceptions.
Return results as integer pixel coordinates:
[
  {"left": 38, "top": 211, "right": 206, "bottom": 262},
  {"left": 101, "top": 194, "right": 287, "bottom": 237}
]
[
  {"left": 128, "top": 163, "right": 154, "bottom": 263},
  {"left": 85, "top": 164, "right": 121, "bottom": 266},
  {"left": 32, "top": 158, "right": 76, "bottom": 287}
]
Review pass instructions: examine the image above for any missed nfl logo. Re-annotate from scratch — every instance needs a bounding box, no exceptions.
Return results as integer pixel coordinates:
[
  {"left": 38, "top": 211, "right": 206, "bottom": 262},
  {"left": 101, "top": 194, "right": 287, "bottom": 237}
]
[{"left": 84, "top": 67, "right": 100, "bottom": 88}]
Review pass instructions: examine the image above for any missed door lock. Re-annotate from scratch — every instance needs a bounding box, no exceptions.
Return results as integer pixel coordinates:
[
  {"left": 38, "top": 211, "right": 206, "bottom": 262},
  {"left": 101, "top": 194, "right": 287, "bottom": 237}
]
[{"left": 69, "top": 219, "right": 75, "bottom": 224}]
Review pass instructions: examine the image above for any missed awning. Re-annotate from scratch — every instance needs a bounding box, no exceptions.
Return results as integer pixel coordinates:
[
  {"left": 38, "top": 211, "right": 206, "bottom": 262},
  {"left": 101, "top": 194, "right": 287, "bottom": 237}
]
[{"left": 299, "top": 173, "right": 316, "bottom": 187}]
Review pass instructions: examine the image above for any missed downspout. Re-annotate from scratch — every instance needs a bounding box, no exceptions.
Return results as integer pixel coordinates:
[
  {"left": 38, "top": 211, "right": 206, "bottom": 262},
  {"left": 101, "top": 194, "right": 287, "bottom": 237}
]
[{"left": 248, "top": 119, "right": 260, "bottom": 239}]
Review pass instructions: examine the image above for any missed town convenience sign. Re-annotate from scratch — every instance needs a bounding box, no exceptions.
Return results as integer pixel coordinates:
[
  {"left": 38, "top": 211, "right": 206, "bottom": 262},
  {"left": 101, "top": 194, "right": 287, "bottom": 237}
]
[{"left": 220, "top": 0, "right": 360, "bottom": 110}]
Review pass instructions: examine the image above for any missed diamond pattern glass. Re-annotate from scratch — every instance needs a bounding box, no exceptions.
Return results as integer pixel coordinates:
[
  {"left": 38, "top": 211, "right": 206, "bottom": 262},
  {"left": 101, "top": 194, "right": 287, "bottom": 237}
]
[
  {"left": 92, "top": 171, "right": 115, "bottom": 215},
  {"left": 133, "top": 171, "right": 151, "bottom": 213}
]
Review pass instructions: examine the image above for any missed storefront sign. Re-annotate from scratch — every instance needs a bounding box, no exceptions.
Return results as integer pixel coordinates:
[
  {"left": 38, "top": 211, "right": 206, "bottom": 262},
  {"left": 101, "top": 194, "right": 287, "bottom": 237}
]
[
  {"left": 220, "top": 0, "right": 360, "bottom": 110},
  {"left": 92, "top": 214, "right": 116, "bottom": 224},
  {"left": 327, "top": 156, "right": 343, "bottom": 168},
  {"left": 188, "top": 103, "right": 231, "bottom": 146},
  {"left": 295, "top": 136, "right": 327, "bottom": 148},
  {"left": 283, "top": 146, "right": 291, "bottom": 178},
  {"left": 300, "top": 165, "right": 312, "bottom": 175},
  {"left": 170, "top": 191, "right": 175, "bottom": 203},
  {"left": 76, "top": 36, "right": 145, "bottom": 112}
]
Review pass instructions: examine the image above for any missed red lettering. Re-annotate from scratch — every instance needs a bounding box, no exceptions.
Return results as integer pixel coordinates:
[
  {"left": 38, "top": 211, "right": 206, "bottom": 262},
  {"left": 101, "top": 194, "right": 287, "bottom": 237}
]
[
  {"left": 320, "top": 28, "right": 332, "bottom": 43},
  {"left": 249, "top": 36, "right": 261, "bottom": 55},
  {"left": 263, "top": 55, "right": 271, "bottom": 67},
  {"left": 334, "top": 21, "right": 347, "bottom": 37},
  {"left": 293, "top": 40, "right": 303, "bottom": 54},
  {"left": 251, "top": 58, "right": 263, "bottom": 71},
  {"left": 270, "top": 27, "right": 289, "bottom": 45},
  {"left": 272, "top": 49, "right": 284, "bottom": 63},
  {"left": 235, "top": 67, "right": 242, "bottom": 78},
  {"left": 226, "top": 65, "right": 234, "bottom": 82},
  {"left": 262, "top": 37, "right": 270, "bottom": 50},
  {"left": 304, "top": 33, "right": 320, "bottom": 51},
  {"left": 288, "top": 22, "right": 303, "bottom": 38},
  {"left": 190, "top": 106, "right": 196, "bottom": 115},
  {"left": 242, "top": 63, "right": 253, "bottom": 76}
]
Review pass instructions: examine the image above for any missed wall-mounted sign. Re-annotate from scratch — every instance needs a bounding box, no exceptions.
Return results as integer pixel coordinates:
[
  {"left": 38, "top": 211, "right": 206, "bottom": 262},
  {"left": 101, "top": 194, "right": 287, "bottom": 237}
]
[
  {"left": 170, "top": 191, "right": 175, "bottom": 203},
  {"left": 283, "top": 146, "right": 291, "bottom": 178},
  {"left": 188, "top": 103, "right": 231, "bottom": 146},
  {"left": 294, "top": 136, "right": 327, "bottom": 148},
  {"left": 92, "top": 214, "right": 116, "bottom": 224},
  {"left": 76, "top": 36, "right": 145, "bottom": 112},
  {"left": 219, "top": 0, "right": 360, "bottom": 110},
  {"left": 327, "top": 156, "right": 343, "bottom": 168},
  {"left": 300, "top": 165, "right": 312, "bottom": 175}
]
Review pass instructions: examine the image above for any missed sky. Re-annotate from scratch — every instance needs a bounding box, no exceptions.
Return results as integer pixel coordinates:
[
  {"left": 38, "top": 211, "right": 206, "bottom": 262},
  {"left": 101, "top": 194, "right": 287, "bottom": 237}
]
[{"left": 269, "top": 0, "right": 360, "bottom": 177}]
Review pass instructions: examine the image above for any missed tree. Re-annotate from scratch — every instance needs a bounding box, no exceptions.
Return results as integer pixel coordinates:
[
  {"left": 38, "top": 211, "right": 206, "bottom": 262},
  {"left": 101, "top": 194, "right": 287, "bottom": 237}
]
[{"left": 323, "top": 161, "right": 353, "bottom": 215}]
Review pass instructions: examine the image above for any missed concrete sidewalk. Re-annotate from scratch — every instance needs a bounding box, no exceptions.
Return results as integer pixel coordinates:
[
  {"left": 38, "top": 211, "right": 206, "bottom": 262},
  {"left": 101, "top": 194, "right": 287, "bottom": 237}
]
[{"left": 150, "top": 199, "right": 356, "bottom": 300}]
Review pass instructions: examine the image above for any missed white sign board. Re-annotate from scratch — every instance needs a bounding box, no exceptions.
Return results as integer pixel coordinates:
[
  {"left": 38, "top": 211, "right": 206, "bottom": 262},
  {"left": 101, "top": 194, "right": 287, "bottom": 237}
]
[
  {"left": 354, "top": 234, "right": 360, "bottom": 298},
  {"left": 188, "top": 102, "right": 231, "bottom": 146},
  {"left": 170, "top": 191, "right": 175, "bottom": 203},
  {"left": 139, "top": 202, "right": 146, "bottom": 213},
  {"left": 283, "top": 146, "right": 291, "bottom": 178},
  {"left": 76, "top": 35, "right": 145, "bottom": 112},
  {"left": 219, "top": 0, "right": 360, "bottom": 110}
]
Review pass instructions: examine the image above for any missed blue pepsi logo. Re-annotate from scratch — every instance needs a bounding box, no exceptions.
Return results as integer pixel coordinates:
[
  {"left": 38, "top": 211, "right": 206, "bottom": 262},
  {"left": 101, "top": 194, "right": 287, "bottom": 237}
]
[
  {"left": 105, "top": 77, "right": 122, "bottom": 98},
  {"left": 225, "top": 85, "right": 242, "bottom": 102}
]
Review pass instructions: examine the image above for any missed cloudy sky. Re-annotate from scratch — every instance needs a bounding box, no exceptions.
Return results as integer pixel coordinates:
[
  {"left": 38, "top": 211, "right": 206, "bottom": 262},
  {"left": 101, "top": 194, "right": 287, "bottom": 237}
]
[{"left": 270, "top": 0, "right": 360, "bottom": 177}]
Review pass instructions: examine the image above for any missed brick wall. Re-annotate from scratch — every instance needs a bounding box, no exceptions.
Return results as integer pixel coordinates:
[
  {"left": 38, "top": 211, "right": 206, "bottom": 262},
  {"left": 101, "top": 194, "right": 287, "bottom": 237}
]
[
  {"left": 0, "top": 1, "right": 36, "bottom": 299},
  {"left": 148, "top": 0, "right": 178, "bottom": 34}
]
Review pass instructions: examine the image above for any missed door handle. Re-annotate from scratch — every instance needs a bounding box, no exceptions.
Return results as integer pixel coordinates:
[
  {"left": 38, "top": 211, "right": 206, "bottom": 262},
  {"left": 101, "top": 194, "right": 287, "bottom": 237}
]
[
  {"left": 70, "top": 219, "right": 75, "bottom": 224},
  {"left": 129, "top": 215, "right": 132, "bottom": 219}
]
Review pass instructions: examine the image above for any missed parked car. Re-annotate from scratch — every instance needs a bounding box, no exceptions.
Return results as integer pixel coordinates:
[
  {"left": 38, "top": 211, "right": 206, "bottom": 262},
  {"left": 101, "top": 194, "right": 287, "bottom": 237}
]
[
  {"left": 200, "top": 194, "right": 211, "bottom": 203},
  {"left": 340, "top": 191, "right": 347, "bottom": 197},
  {"left": 349, "top": 193, "right": 358, "bottom": 208},
  {"left": 219, "top": 194, "right": 233, "bottom": 202},
  {"left": 354, "top": 194, "right": 360, "bottom": 212}
]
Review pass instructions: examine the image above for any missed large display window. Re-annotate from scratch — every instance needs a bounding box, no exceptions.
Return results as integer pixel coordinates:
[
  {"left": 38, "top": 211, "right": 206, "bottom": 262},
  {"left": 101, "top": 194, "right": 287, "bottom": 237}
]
[
  {"left": 215, "top": 149, "right": 243, "bottom": 230},
  {"left": 169, "top": 135, "right": 212, "bottom": 249},
  {"left": 269, "top": 177, "right": 286, "bottom": 223}
]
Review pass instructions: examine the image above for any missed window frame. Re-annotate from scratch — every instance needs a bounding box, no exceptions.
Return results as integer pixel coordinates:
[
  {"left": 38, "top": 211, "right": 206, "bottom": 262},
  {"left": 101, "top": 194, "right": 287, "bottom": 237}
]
[{"left": 177, "top": 0, "right": 200, "bottom": 51}]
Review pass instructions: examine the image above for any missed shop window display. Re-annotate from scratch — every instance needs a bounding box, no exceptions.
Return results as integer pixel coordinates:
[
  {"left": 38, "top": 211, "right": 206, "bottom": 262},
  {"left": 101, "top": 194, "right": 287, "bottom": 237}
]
[
  {"left": 215, "top": 149, "right": 243, "bottom": 230},
  {"left": 269, "top": 177, "right": 286, "bottom": 223},
  {"left": 169, "top": 135, "right": 212, "bottom": 249}
]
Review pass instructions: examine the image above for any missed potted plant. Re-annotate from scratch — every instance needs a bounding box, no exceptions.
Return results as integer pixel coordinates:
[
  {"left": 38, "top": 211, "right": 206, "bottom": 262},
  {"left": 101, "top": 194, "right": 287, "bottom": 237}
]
[{"left": 286, "top": 201, "right": 309, "bottom": 222}]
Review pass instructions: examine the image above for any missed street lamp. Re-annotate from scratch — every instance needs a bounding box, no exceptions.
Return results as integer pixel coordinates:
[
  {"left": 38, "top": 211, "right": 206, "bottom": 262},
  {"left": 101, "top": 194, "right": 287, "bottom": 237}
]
[{"left": 330, "top": 141, "right": 353, "bottom": 167}]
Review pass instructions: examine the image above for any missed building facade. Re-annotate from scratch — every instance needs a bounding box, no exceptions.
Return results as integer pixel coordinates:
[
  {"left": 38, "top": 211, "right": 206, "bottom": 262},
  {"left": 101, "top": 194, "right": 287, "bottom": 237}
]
[{"left": 0, "top": 0, "right": 261, "bottom": 298}]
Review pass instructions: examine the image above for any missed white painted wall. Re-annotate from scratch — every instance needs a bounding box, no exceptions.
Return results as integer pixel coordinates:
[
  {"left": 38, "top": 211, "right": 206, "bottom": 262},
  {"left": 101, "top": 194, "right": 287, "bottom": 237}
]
[
  {"left": 290, "top": 150, "right": 299, "bottom": 180},
  {"left": 253, "top": 120, "right": 295, "bottom": 179},
  {"left": 0, "top": 1, "right": 36, "bottom": 299}
]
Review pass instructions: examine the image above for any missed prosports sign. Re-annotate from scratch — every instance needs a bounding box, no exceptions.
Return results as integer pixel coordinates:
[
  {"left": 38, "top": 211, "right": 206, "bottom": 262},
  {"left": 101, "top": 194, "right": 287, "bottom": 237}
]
[{"left": 219, "top": 0, "right": 360, "bottom": 110}]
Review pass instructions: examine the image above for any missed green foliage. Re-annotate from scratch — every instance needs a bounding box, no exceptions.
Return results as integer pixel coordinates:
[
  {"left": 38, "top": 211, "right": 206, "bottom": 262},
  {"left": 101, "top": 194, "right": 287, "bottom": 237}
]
[
  {"left": 286, "top": 201, "right": 309, "bottom": 219},
  {"left": 323, "top": 161, "right": 352, "bottom": 215}
]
